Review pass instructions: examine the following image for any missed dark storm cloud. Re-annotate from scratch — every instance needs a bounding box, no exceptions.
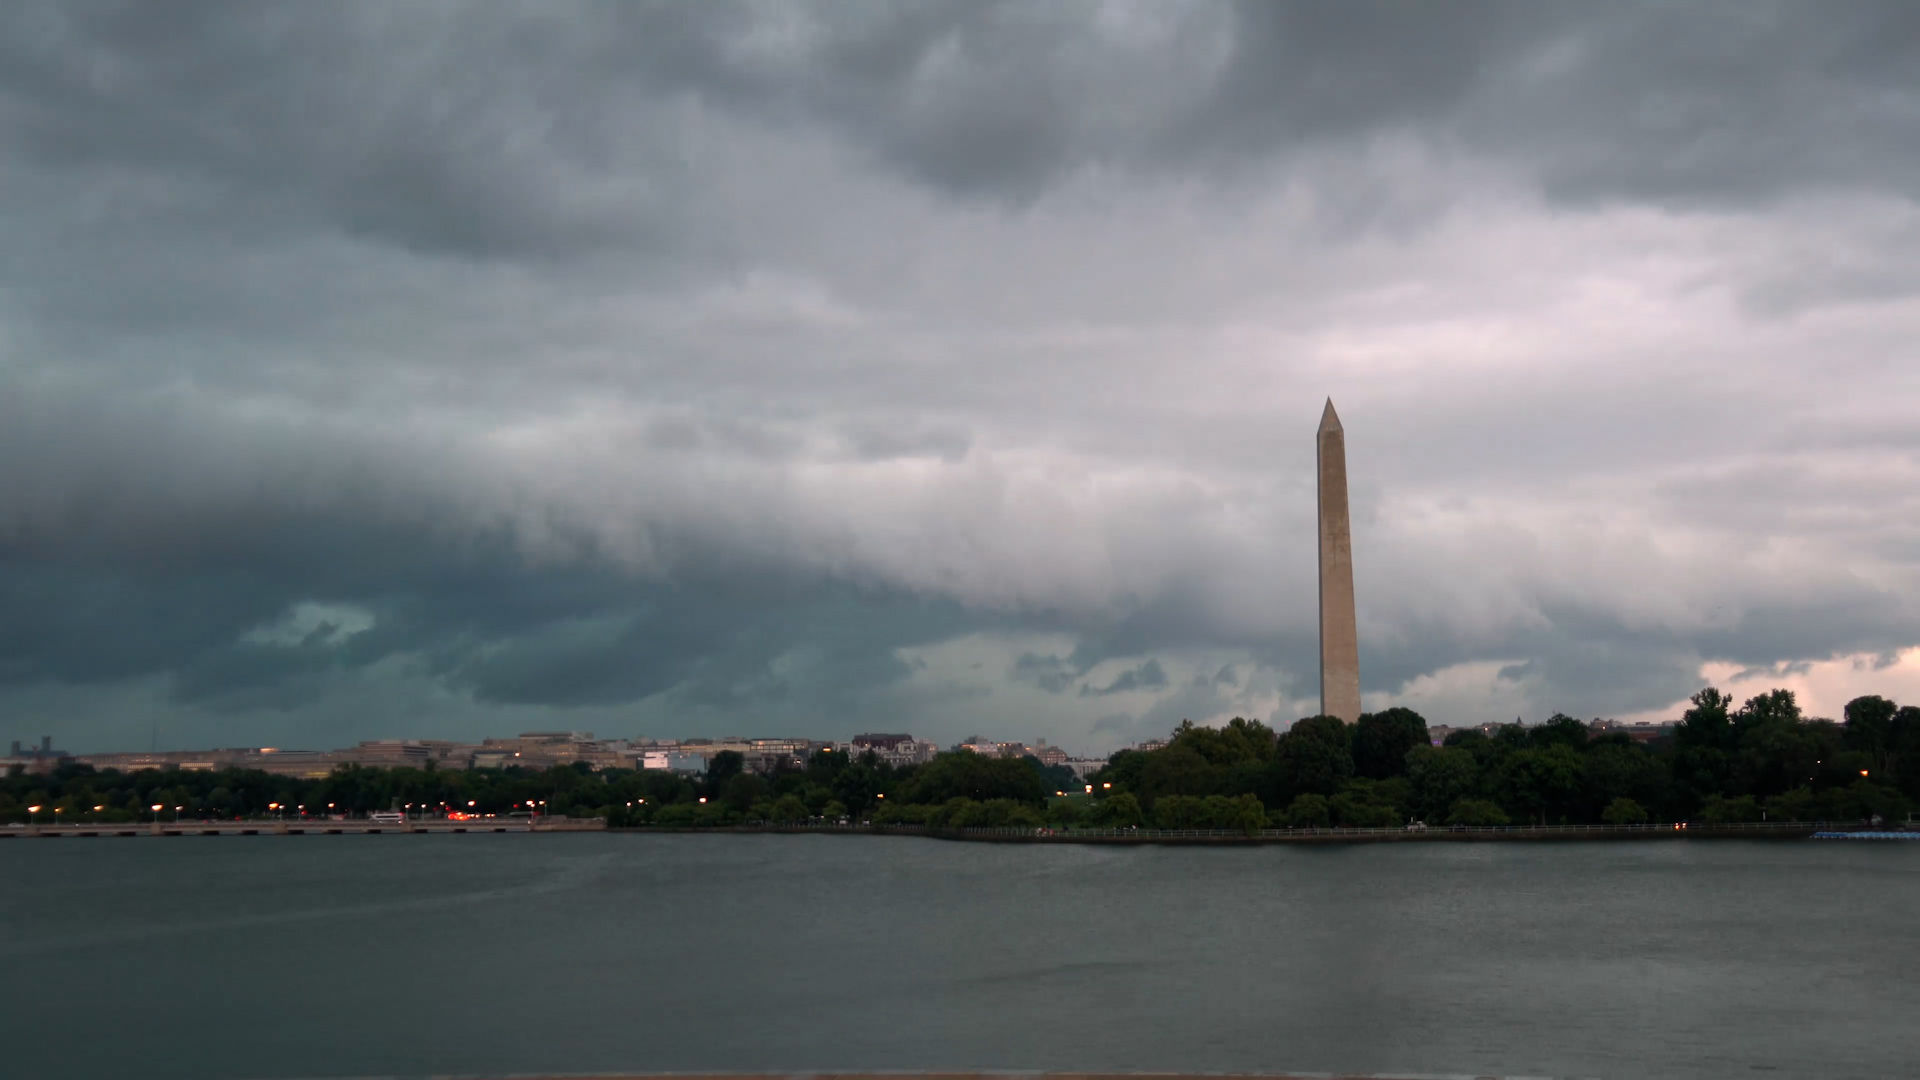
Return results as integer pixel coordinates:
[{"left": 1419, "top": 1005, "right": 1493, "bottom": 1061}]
[
  {"left": 0, "top": 1, "right": 685, "bottom": 260},
  {"left": 1080, "top": 659, "right": 1169, "bottom": 697},
  {"left": 8, "top": 1, "right": 1914, "bottom": 264},
  {"left": 3, "top": 1, "right": 1919, "bottom": 753}
]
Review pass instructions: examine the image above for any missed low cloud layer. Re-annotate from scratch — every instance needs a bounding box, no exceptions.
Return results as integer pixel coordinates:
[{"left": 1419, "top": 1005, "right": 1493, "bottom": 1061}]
[{"left": 3, "top": 1, "right": 1917, "bottom": 753}]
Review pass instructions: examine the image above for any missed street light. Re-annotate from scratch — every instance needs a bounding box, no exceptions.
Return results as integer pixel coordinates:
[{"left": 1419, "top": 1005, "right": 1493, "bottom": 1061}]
[
  {"left": 150, "top": 803, "right": 163, "bottom": 822},
  {"left": 27, "top": 805, "right": 40, "bottom": 825}
]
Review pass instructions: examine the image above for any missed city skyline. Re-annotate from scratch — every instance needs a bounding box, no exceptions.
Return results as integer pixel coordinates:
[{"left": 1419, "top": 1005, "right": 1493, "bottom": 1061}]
[{"left": 4, "top": 4, "right": 1920, "bottom": 756}]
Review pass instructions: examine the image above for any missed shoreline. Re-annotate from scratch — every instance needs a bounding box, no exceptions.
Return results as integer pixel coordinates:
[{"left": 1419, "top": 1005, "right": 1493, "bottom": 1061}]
[
  {"left": 7, "top": 819, "right": 1909, "bottom": 844},
  {"left": 627, "top": 821, "right": 1882, "bottom": 844}
]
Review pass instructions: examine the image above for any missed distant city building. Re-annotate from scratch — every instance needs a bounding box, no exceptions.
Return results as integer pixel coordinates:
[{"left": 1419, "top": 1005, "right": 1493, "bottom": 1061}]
[
  {"left": 5, "top": 737, "right": 70, "bottom": 775},
  {"left": 1031, "top": 743, "right": 1069, "bottom": 767},
  {"left": 348, "top": 740, "right": 434, "bottom": 768},
  {"left": 641, "top": 750, "right": 707, "bottom": 774},
  {"left": 1588, "top": 718, "right": 1678, "bottom": 744},
  {"left": 45, "top": 728, "right": 1096, "bottom": 779},
  {"left": 1063, "top": 758, "right": 1106, "bottom": 780},
  {"left": 850, "top": 734, "right": 936, "bottom": 767}
]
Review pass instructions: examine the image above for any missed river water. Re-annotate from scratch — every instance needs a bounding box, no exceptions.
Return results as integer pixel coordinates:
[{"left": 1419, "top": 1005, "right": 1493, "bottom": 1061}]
[{"left": 1, "top": 833, "right": 1915, "bottom": 1080}]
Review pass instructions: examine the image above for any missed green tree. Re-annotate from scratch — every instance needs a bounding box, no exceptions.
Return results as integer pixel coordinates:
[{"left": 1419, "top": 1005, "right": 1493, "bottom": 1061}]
[
  {"left": 1091, "top": 791, "right": 1143, "bottom": 827},
  {"left": 1208, "top": 793, "right": 1269, "bottom": 833},
  {"left": 1153, "top": 794, "right": 1206, "bottom": 829},
  {"left": 1676, "top": 687, "right": 1736, "bottom": 752},
  {"left": 831, "top": 764, "right": 879, "bottom": 818},
  {"left": 1530, "top": 713, "right": 1590, "bottom": 750},
  {"left": 1763, "top": 787, "right": 1815, "bottom": 822},
  {"left": 706, "top": 751, "right": 745, "bottom": 791},
  {"left": 1169, "top": 717, "right": 1278, "bottom": 767},
  {"left": 1284, "top": 793, "right": 1330, "bottom": 827},
  {"left": 1330, "top": 789, "right": 1399, "bottom": 827},
  {"left": 1699, "top": 794, "right": 1761, "bottom": 824},
  {"left": 1497, "top": 745, "right": 1584, "bottom": 824},
  {"left": 1600, "top": 797, "right": 1649, "bottom": 825},
  {"left": 721, "top": 772, "right": 766, "bottom": 814},
  {"left": 653, "top": 803, "right": 699, "bottom": 827},
  {"left": 1582, "top": 740, "right": 1667, "bottom": 818},
  {"left": 1024, "top": 756, "right": 1080, "bottom": 794},
  {"left": 1138, "top": 745, "right": 1217, "bottom": 807},
  {"left": 1406, "top": 745, "right": 1479, "bottom": 823},
  {"left": 1893, "top": 706, "right": 1920, "bottom": 800},
  {"left": 1093, "top": 749, "right": 1150, "bottom": 796},
  {"left": 1446, "top": 798, "right": 1510, "bottom": 827},
  {"left": 1273, "top": 716, "right": 1354, "bottom": 798},
  {"left": 768, "top": 794, "right": 810, "bottom": 822},
  {"left": 1353, "top": 707, "right": 1431, "bottom": 779},
  {"left": 1045, "top": 798, "right": 1085, "bottom": 827},
  {"left": 1844, "top": 695, "right": 1898, "bottom": 778},
  {"left": 899, "top": 753, "right": 1045, "bottom": 805}
]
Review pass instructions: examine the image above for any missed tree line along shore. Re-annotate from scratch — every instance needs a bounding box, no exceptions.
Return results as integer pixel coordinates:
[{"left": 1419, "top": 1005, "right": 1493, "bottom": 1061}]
[{"left": 5, "top": 687, "right": 1916, "bottom": 833}]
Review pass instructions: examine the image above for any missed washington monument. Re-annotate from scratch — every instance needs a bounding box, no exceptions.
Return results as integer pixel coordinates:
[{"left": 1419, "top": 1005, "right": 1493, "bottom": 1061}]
[{"left": 1317, "top": 399, "right": 1361, "bottom": 723}]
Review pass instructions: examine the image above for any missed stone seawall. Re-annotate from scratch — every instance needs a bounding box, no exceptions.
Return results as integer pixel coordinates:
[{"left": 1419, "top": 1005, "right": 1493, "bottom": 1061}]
[{"left": 626, "top": 821, "right": 1845, "bottom": 844}]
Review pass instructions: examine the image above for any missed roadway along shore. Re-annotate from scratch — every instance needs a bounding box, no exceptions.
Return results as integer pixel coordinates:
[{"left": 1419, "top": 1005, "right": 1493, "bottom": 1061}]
[{"left": 0, "top": 818, "right": 609, "bottom": 838}]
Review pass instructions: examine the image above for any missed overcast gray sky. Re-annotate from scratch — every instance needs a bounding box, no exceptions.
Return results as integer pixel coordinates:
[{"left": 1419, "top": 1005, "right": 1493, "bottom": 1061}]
[{"left": 4, "top": 0, "right": 1918, "bottom": 755}]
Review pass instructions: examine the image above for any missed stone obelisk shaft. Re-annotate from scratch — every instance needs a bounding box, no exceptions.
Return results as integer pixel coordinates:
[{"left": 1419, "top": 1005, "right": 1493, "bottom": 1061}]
[{"left": 1317, "top": 399, "right": 1361, "bottom": 723}]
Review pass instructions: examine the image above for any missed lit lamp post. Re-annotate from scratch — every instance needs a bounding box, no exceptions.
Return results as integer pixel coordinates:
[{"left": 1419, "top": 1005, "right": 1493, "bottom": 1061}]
[
  {"left": 150, "top": 802, "right": 163, "bottom": 823},
  {"left": 27, "top": 805, "right": 40, "bottom": 826}
]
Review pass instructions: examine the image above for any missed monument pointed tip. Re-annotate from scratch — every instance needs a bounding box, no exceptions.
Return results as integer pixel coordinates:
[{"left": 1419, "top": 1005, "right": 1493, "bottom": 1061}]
[{"left": 1318, "top": 398, "right": 1343, "bottom": 433}]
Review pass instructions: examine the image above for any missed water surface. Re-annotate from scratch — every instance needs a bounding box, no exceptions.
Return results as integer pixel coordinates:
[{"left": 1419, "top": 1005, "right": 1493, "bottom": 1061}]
[{"left": 2, "top": 833, "right": 1914, "bottom": 1079}]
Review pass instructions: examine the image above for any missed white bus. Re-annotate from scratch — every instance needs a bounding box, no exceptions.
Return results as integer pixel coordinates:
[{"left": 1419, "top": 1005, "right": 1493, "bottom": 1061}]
[{"left": 369, "top": 811, "right": 405, "bottom": 824}]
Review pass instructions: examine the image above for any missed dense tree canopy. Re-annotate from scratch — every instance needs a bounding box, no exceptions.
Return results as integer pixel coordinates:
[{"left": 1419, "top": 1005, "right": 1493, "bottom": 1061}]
[{"left": 1075, "top": 689, "right": 1920, "bottom": 828}]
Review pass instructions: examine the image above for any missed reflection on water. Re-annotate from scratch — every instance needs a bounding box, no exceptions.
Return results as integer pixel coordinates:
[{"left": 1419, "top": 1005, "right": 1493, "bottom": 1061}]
[{"left": 2, "top": 834, "right": 1915, "bottom": 1080}]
